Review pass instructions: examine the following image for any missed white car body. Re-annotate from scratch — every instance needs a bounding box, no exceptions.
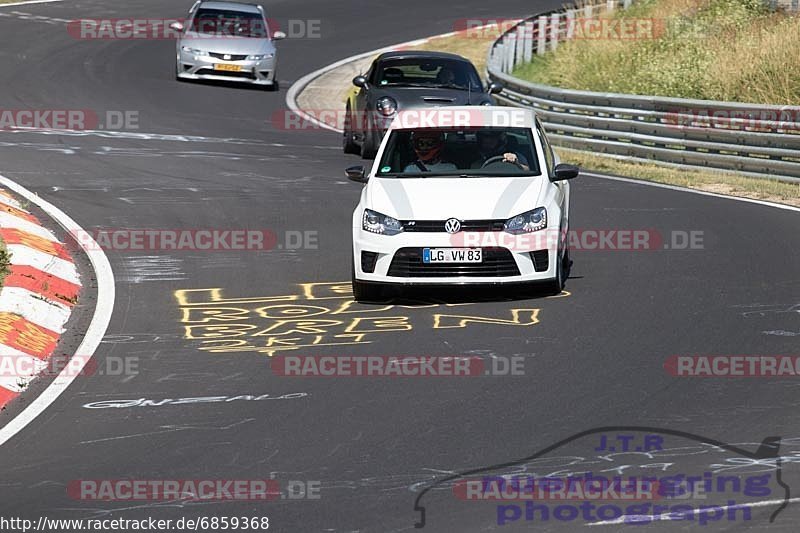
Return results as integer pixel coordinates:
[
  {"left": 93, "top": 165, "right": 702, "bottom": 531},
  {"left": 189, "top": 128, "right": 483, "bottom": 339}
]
[{"left": 350, "top": 106, "right": 577, "bottom": 298}]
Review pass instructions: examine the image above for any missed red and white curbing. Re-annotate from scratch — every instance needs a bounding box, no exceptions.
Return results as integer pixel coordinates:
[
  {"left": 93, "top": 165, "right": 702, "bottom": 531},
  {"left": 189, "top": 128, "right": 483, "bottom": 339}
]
[{"left": 0, "top": 189, "right": 81, "bottom": 408}]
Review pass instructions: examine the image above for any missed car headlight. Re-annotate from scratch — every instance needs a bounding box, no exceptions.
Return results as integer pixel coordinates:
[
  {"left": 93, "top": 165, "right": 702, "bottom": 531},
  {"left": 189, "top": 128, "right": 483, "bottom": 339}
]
[
  {"left": 376, "top": 97, "right": 397, "bottom": 117},
  {"left": 181, "top": 46, "right": 208, "bottom": 56},
  {"left": 504, "top": 207, "right": 547, "bottom": 234},
  {"left": 247, "top": 53, "right": 274, "bottom": 60},
  {"left": 362, "top": 209, "right": 403, "bottom": 235}
]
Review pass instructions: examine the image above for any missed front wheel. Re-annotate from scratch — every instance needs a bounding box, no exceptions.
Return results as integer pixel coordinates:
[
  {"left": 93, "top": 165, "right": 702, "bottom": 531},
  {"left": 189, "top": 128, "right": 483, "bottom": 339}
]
[
  {"left": 351, "top": 258, "right": 383, "bottom": 302},
  {"left": 360, "top": 118, "right": 378, "bottom": 159},
  {"left": 542, "top": 247, "right": 567, "bottom": 295},
  {"left": 343, "top": 106, "right": 360, "bottom": 154}
]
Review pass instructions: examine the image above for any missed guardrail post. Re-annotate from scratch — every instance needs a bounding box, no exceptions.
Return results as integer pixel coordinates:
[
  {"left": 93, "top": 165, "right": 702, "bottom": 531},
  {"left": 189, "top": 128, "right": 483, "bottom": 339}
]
[
  {"left": 607, "top": 0, "right": 615, "bottom": 12},
  {"left": 584, "top": 4, "right": 593, "bottom": 19},
  {"left": 623, "top": 0, "right": 632, "bottom": 8},
  {"left": 493, "top": 42, "right": 504, "bottom": 73},
  {"left": 505, "top": 36, "right": 515, "bottom": 72},
  {"left": 536, "top": 16, "right": 547, "bottom": 55},
  {"left": 515, "top": 25, "right": 525, "bottom": 67},
  {"left": 522, "top": 21, "right": 534, "bottom": 62},
  {"left": 550, "top": 13, "right": 560, "bottom": 51},
  {"left": 566, "top": 9, "right": 576, "bottom": 40}
]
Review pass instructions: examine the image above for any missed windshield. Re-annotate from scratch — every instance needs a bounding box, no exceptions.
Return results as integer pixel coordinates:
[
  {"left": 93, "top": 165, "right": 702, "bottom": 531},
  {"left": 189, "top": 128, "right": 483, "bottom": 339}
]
[
  {"left": 190, "top": 8, "right": 268, "bottom": 37},
  {"left": 376, "top": 127, "right": 541, "bottom": 177},
  {"left": 373, "top": 58, "right": 483, "bottom": 91}
]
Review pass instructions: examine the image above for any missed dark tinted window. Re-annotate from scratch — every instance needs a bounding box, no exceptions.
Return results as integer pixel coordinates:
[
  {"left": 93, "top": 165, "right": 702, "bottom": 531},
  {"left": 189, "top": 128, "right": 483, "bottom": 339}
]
[
  {"left": 375, "top": 58, "right": 482, "bottom": 91},
  {"left": 190, "top": 9, "right": 267, "bottom": 37}
]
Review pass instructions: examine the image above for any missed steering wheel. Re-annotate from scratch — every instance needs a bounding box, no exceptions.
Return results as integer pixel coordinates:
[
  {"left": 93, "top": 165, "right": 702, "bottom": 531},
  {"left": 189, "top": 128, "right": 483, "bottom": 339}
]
[{"left": 481, "top": 155, "right": 525, "bottom": 169}]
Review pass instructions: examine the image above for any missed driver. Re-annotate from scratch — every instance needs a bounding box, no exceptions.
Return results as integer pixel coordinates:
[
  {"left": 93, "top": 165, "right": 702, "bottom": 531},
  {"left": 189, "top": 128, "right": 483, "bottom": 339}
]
[
  {"left": 470, "top": 130, "right": 529, "bottom": 170},
  {"left": 403, "top": 131, "right": 457, "bottom": 173}
]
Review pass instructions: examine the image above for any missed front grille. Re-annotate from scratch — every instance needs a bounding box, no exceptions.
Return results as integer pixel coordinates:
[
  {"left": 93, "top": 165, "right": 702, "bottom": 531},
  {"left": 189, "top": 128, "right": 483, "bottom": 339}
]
[
  {"left": 401, "top": 220, "right": 506, "bottom": 232},
  {"left": 196, "top": 68, "right": 256, "bottom": 79},
  {"left": 361, "top": 251, "right": 379, "bottom": 273},
  {"left": 387, "top": 247, "right": 520, "bottom": 278},
  {"left": 530, "top": 250, "right": 549, "bottom": 272},
  {"left": 209, "top": 52, "right": 248, "bottom": 61}
]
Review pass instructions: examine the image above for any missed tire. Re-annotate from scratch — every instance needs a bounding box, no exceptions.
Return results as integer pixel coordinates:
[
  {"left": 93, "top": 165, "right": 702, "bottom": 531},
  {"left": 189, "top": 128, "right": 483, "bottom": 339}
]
[
  {"left": 360, "top": 119, "right": 378, "bottom": 159},
  {"left": 351, "top": 259, "right": 383, "bottom": 302},
  {"left": 542, "top": 247, "right": 565, "bottom": 295},
  {"left": 343, "top": 106, "right": 360, "bottom": 154}
]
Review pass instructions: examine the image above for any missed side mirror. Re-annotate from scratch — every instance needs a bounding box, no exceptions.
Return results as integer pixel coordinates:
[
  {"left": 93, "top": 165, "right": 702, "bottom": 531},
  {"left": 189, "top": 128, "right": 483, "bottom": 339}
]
[
  {"left": 169, "top": 21, "right": 184, "bottom": 32},
  {"left": 346, "top": 165, "right": 368, "bottom": 183},
  {"left": 353, "top": 75, "right": 368, "bottom": 88},
  {"left": 272, "top": 30, "right": 286, "bottom": 40},
  {"left": 488, "top": 82, "right": 503, "bottom": 94},
  {"left": 551, "top": 163, "right": 580, "bottom": 181}
]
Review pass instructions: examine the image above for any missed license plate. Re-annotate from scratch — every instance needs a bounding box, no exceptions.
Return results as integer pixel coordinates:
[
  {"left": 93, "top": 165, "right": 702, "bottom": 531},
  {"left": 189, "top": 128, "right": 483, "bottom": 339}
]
[
  {"left": 423, "top": 248, "right": 482, "bottom": 263},
  {"left": 214, "top": 64, "right": 242, "bottom": 72}
]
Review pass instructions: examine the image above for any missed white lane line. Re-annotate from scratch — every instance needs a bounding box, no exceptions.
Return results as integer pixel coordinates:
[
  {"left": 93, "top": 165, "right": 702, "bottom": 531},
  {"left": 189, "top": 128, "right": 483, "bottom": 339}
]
[
  {"left": 582, "top": 172, "right": 800, "bottom": 213},
  {"left": 586, "top": 497, "right": 800, "bottom": 526},
  {"left": 0, "top": 174, "right": 115, "bottom": 447},
  {"left": 0, "top": 0, "right": 63, "bottom": 8}
]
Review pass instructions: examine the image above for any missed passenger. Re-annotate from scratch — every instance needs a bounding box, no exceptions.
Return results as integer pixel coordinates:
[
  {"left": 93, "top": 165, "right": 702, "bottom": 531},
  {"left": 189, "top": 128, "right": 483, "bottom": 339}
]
[{"left": 403, "top": 131, "right": 458, "bottom": 173}]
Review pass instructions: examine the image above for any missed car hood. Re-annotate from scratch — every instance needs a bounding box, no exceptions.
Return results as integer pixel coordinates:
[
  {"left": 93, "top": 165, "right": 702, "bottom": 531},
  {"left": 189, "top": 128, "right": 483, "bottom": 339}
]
[
  {"left": 376, "top": 87, "right": 491, "bottom": 107},
  {"left": 366, "top": 176, "right": 546, "bottom": 220},
  {"left": 179, "top": 34, "right": 274, "bottom": 55}
]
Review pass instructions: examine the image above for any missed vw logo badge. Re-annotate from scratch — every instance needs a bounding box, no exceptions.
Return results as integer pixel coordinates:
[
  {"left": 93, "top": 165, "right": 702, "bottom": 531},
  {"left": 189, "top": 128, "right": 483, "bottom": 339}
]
[
  {"left": 444, "top": 218, "right": 461, "bottom": 234},
  {"left": 223, "top": 54, "right": 232, "bottom": 60}
]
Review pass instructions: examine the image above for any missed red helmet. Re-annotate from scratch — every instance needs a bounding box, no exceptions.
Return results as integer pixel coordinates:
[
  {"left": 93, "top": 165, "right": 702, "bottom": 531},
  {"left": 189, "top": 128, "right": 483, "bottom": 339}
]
[{"left": 411, "top": 131, "right": 445, "bottom": 162}]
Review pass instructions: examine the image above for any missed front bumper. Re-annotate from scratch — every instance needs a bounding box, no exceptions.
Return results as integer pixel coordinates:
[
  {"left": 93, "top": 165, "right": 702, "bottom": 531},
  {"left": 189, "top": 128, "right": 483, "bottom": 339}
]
[
  {"left": 353, "top": 230, "right": 559, "bottom": 285},
  {"left": 177, "top": 51, "right": 276, "bottom": 85}
]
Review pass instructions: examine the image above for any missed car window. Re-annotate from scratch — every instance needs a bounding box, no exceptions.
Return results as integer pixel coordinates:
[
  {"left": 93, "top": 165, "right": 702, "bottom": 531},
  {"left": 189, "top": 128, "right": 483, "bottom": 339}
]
[
  {"left": 190, "top": 8, "right": 268, "bottom": 37},
  {"left": 375, "top": 58, "right": 482, "bottom": 90},
  {"left": 536, "top": 120, "right": 555, "bottom": 176},
  {"left": 376, "top": 127, "right": 541, "bottom": 177}
]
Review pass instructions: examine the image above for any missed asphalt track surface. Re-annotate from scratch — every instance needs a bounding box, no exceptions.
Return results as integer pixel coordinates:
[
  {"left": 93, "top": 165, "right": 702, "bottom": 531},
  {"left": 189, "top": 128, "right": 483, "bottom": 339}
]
[{"left": 0, "top": 0, "right": 798, "bottom": 532}]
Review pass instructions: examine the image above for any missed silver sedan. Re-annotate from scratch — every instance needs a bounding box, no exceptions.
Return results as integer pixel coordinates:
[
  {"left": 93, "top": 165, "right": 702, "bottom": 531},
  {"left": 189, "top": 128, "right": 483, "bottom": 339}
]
[{"left": 170, "top": 1, "right": 285, "bottom": 90}]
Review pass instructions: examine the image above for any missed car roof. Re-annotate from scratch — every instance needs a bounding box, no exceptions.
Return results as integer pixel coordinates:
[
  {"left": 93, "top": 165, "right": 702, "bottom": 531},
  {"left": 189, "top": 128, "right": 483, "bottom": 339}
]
[
  {"left": 387, "top": 106, "right": 538, "bottom": 131},
  {"left": 197, "top": 1, "right": 263, "bottom": 13},
  {"left": 376, "top": 50, "right": 472, "bottom": 62}
]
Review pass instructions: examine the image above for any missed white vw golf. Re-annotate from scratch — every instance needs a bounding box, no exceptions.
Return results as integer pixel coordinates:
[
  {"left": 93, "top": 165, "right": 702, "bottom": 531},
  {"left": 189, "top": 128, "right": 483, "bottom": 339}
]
[{"left": 348, "top": 106, "right": 579, "bottom": 301}]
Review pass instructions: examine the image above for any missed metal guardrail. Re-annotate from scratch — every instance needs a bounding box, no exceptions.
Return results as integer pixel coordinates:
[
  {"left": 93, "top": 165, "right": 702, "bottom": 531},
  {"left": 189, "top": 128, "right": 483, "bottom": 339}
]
[{"left": 485, "top": 1, "right": 800, "bottom": 183}]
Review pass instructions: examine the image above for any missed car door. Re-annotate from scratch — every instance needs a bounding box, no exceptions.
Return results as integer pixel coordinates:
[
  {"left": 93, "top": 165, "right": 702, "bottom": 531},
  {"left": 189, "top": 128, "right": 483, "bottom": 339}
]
[{"left": 535, "top": 119, "right": 568, "bottom": 229}]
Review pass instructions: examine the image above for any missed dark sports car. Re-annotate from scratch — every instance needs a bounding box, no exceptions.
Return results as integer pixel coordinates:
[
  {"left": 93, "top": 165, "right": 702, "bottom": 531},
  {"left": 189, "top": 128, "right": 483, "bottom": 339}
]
[{"left": 343, "top": 51, "right": 502, "bottom": 158}]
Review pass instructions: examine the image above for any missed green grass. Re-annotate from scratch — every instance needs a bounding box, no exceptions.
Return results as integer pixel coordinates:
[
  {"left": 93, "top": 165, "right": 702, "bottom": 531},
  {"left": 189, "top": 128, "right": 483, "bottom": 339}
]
[
  {"left": 0, "top": 237, "right": 11, "bottom": 288},
  {"left": 398, "top": 24, "right": 800, "bottom": 206},
  {"left": 513, "top": 0, "right": 800, "bottom": 104}
]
